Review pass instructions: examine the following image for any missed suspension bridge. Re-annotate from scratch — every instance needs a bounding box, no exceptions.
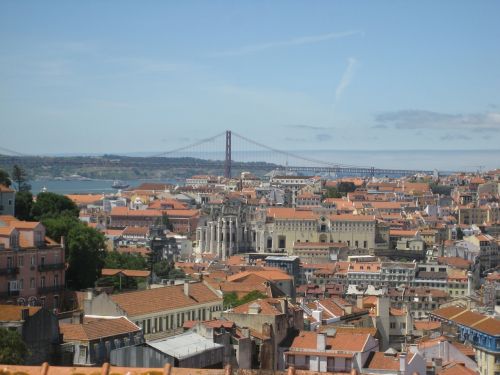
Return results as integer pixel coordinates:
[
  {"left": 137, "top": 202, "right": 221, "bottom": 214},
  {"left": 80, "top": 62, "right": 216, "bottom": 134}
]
[
  {"left": 1, "top": 130, "right": 435, "bottom": 178},
  {"left": 148, "top": 130, "right": 434, "bottom": 178}
]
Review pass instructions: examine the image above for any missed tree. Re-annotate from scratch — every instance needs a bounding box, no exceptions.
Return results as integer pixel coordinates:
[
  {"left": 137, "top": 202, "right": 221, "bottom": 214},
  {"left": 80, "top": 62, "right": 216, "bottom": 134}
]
[
  {"left": 153, "top": 259, "right": 174, "bottom": 279},
  {"left": 104, "top": 251, "right": 147, "bottom": 270},
  {"left": 41, "top": 215, "right": 80, "bottom": 247},
  {"left": 0, "top": 328, "right": 28, "bottom": 364},
  {"left": 14, "top": 191, "right": 33, "bottom": 221},
  {"left": 11, "top": 165, "right": 30, "bottom": 192},
  {"left": 337, "top": 182, "right": 357, "bottom": 194},
  {"left": 0, "top": 168, "right": 11, "bottom": 187},
  {"left": 31, "top": 192, "right": 79, "bottom": 220},
  {"left": 66, "top": 223, "right": 106, "bottom": 290},
  {"left": 325, "top": 187, "right": 342, "bottom": 199},
  {"left": 156, "top": 213, "right": 173, "bottom": 231},
  {"left": 223, "top": 290, "right": 267, "bottom": 308}
]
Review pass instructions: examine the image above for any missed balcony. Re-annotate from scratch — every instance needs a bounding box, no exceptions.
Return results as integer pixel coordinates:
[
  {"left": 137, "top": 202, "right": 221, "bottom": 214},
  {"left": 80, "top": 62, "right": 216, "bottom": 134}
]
[
  {"left": 38, "top": 285, "right": 64, "bottom": 294},
  {"left": 0, "top": 290, "right": 20, "bottom": 298},
  {"left": 0, "top": 267, "right": 20, "bottom": 276},
  {"left": 38, "top": 263, "right": 65, "bottom": 272}
]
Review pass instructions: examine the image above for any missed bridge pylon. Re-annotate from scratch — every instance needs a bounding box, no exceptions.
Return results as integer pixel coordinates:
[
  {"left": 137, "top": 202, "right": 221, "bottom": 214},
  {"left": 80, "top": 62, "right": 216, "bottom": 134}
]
[{"left": 224, "top": 130, "right": 232, "bottom": 178}]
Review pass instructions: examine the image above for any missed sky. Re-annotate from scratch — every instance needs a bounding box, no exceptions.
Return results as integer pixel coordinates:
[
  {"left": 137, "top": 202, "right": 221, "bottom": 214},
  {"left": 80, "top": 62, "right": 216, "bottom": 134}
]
[{"left": 1, "top": 1, "right": 500, "bottom": 156}]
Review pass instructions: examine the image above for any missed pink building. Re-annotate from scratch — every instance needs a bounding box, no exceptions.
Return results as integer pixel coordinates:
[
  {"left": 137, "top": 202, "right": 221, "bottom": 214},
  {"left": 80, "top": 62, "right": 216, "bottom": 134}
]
[{"left": 0, "top": 215, "right": 65, "bottom": 311}]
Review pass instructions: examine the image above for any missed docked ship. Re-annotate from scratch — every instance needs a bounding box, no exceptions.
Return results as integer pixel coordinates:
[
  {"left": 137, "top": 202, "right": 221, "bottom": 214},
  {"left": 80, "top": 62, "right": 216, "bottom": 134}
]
[{"left": 111, "top": 180, "right": 130, "bottom": 189}]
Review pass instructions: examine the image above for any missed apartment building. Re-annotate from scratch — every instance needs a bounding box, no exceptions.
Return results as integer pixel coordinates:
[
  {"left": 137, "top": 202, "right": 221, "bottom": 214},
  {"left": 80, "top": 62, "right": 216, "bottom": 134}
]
[
  {"left": 0, "top": 215, "right": 65, "bottom": 310},
  {"left": 82, "top": 281, "right": 223, "bottom": 341},
  {"left": 430, "top": 305, "right": 500, "bottom": 375},
  {"left": 0, "top": 184, "right": 15, "bottom": 216},
  {"left": 255, "top": 207, "right": 388, "bottom": 253}
]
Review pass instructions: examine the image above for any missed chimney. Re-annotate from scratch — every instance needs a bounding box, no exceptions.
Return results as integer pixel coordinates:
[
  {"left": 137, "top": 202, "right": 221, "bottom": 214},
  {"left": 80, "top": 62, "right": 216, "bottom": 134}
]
[
  {"left": 467, "top": 271, "right": 473, "bottom": 296},
  {"left": 317, "top": 332, "right": 326, "bottom": 351},
  {"left": 399, "top": 353, "right": 406, "bottom": 374},
  {"left": 83, "top": 288, "right": 94, "bottom": 314},
  {"left": 312, "top": 309, "right": 323, "bottom": 324},
  {"left": 356, "top": 295, "right": 364, "bottom": 309},
  {"left": 184, "top": 280, "right": 190, "bottom": 297},
  {"left": 241, "top": 327, "right": 250, "bottom": 338}
]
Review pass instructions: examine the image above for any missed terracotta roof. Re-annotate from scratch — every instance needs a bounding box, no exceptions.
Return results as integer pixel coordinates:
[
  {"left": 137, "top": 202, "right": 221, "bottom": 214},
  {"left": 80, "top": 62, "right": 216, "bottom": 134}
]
[
  {"left": 267, "top": 207, "right": 317, "bottom": 220},
  {"left": 122, "top": 226, "right": 150, "bottom": 236},
  {"left": 431, "top": 305, "right": 500, "bottom": 336},
  {"left": 438, "top": 362, "right": 478, "bottom": 375},
  {"left": 182, "top": 319, "right": 235, "bottom": 330},
  {"left": 226, "top": 270, "right": 292, "bottom": 282},
  {"left": 437, "top": 256, "right": 472, "bottom": 269},
  {"left": 289, "top": 331, "right": 370, "bottom": 353},
  {"left": 101, "top": 268, "right": 150, "bottom": 278},
  {"left": 414, "top": 320, "right": 441, "bottom": 331},
  {"left": 59, "top": 316, "right": 141, "bottom": 342},
  {"left": 110, "top": 282, "right": 221, "bottom": 317},
  {"left": 0, "top": 184, "right": 14, "bottom": 192},
  {"left": 0, "top": 305, "right": 41, "bottom": 321},
  {"left": 65, "top": 194, "right": 103, "bottom": 205},
  {"left": 365, "top": 352, "right": 415, "bottom": 371},
  {"left": 329, "top": 214, "right": 375, "bottom": 222},
  {"left": 231, "top": 298, "right": 286, "bottom": 316},
  {"left": 111, "top": 207, "right": 162, "bottom": 217}
]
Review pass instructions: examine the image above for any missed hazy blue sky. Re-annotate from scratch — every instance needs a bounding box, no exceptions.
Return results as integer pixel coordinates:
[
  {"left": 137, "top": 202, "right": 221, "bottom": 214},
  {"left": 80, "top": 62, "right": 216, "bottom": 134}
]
[{"left": 1, "top": 1, "right": 499, "bottom": 155}]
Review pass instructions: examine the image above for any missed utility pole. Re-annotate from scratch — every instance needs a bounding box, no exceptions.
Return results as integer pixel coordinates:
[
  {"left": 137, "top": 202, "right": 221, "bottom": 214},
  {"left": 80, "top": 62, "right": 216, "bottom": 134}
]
[{"left": 224, "top": 130, "right": 232, "bottom": 179}]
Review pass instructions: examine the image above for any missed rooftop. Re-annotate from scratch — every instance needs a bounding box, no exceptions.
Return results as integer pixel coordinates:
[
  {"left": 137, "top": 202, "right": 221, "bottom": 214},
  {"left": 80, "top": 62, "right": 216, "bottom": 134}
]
[{"left": 148, "top": 332, "right": 223, "bottom": 360}]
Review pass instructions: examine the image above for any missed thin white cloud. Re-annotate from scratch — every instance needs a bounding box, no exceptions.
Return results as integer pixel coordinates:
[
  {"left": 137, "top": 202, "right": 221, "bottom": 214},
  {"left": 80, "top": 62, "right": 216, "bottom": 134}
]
[
  {"left": 375, "top": 109, "right": 500, "bottom": 132},
  {"left": 333, "top": 57, "right": 358, "bottom": 112},
  {"left": 213, "top": 30, "right": 363, "bottom": 57}
]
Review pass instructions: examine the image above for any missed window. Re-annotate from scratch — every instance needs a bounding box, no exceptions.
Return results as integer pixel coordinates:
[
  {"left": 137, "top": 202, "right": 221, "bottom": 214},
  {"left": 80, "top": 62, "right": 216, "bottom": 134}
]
[
  {"left": 30, "top": 278, "right": 35, "bottom": 289},
  {"left": 390, "top": 322, "right": 396, "bottom": 329},
  {"left": 18, "top": 256, "right": 24, "bottom": 267},
  {"left": 54, "top": 274, "right": 59, "bottom": 286},
  {"left": 305, "top": 356, "right": 310, "bottom": 366},
  {"left": 40, "top": 276, "right": 45, "bottom": 288},
  {"left": 287, "top": 355, "right": 295, "bottom": 366},
  {"left": 31, "top": 256, "right": 35, "bottom": 266},
  {"left": 7, "top": 257, "right": 13, "bottom": 268}
]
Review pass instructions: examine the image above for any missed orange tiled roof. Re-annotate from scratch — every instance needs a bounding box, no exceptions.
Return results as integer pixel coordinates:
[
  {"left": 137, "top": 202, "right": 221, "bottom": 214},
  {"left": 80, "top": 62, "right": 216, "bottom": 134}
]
[
  {"left": 231, "top": 298, "right": 286, "bottom": 316},
  {"left": 60, "top": 317, "right": 140, "bottom": 341},
  {"left": 66, "top": 194, "right": 103, "bottom": 205},
  {"left": 414, "top": 320, "right": 441, "bottom": 331},
  {"left": 0, "top": 305, "right": 41, "bottom": 321},
  {"left": 110, "top": 282, "right": 221, "bottom": 317},
  {"left": 289, "top": 331, "right": 370, "bottom": 353},
  {"left": 101, "top": 268, "right": 151, "bottom": 278},
  {"left": 0, "top": 184, "right": 15, "bottom": 192},
  {"left": 226, "top": 270, "right": 292, "bottom": 282},
  {"left": 267, "top": 207, "right": 317, "bottom": 220},
  {"left": 438, "top": 362, "right": 478, "bottom": 375},
  {"left": 365, "top": 352, "right": 416, "bottom": 371}
]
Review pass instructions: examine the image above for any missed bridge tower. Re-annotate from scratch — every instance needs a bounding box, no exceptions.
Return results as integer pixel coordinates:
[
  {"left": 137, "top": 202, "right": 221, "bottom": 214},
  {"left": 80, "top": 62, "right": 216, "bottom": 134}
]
[{"left": 224, "top": 130, "right": 232, "bottom": 179}]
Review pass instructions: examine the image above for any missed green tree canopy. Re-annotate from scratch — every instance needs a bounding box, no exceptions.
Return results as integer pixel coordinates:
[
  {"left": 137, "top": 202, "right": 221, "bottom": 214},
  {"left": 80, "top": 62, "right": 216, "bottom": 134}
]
[
  {"left": 337, "top": 182, "right": 357, "bottom": 194},
  {"left": 66, "top": 223, "right": 106, "bottom": 290},
  {"left": 31, "top": 192, "right": 79, "bottom": 220},
  {"left": 325, "top": 187, "right": 342, "bottom": 199},
  {"left": 223, "top": 290, "right": 267, "bottom": 308},
  {"left": 41, "top": 215, "right": 80, "bottom": 245},
  {"left": 0, "top": 168, "right": 11, "bottom": 187},
  {"left": 14, "top": 191, "right": 34, "bottom": 221},
  {"left": 0, "top": 328, "right": 28, "bottom": 364},
  {"left": 104, "top": 251, "right": 147, "bottom": 270},
  {"left": 11, "top": 165, "right": 30, "bottom": 192},
  {"left": 153, "top": 259, "right": 185, "bottom": 280}
]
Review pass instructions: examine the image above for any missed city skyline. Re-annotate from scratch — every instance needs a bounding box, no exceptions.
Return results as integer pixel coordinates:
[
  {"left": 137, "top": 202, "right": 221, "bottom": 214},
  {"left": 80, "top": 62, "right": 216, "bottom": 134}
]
[{"left": 1, "top": 1, "right": 500, "bottom": 154}]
